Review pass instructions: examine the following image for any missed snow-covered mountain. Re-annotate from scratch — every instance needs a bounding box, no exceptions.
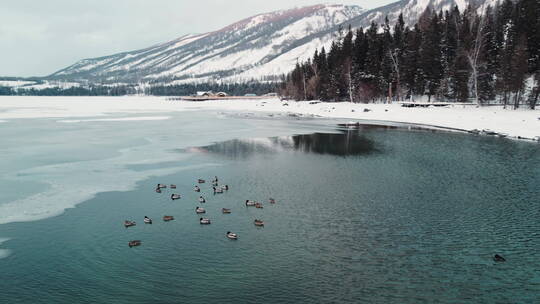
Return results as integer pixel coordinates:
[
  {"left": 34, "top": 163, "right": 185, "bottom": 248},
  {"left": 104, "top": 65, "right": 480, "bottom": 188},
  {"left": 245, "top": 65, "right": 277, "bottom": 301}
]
[
  {"left": 50, "top": 4, "right": 364, "bottom": 85},
  {"left": 48, "top": 0, "right": 497, "bottom": 86}
]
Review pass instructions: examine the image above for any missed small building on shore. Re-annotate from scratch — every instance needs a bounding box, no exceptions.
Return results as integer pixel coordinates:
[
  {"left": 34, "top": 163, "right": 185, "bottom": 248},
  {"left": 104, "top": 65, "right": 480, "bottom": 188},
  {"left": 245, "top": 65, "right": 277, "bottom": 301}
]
[
  {"left": 196, "top": 91, "right": 213, "bottom": 97},
  {"left": 195, "top": 91, "right": 228, "bottom": 97}
]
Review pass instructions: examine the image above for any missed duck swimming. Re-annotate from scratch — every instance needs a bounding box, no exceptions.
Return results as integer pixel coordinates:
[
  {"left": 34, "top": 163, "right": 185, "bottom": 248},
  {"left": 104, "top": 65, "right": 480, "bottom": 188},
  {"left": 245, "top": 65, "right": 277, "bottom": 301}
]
[
  {"left": 194, "top": 186, "right": 201, "bottom": 192},
  {"left": 255, "top": 203, "right": 263, "bottom": 209},
  {"left": 269, "top": 198, "right": 276, "bottom": 204},
  {"left": 143, "top": 216, "right": 152, "bottom": 224},
  {"left": 196, "top": 207, "right": 206, "bottom": 214},
  {"left": 200, "top": 218, "right": 211, "bottom": 225},
  {"left": 128, "top": 240, "right": 142, "bottom": 247},
  {"left": 493, "top": 254, "right": 506, "bottom": 262},
  {"left": 199, "top": 196, "right": 206, "bottom": 203},
  {"left": 198, "top": 179, "right": 206, "bottom": 184},
  {"left": 222, "top": 208, "right": 231, "bottom": 214},
  {"left": 254, "top": 219, "right": 264, "bottom": 227},
  {"left": 226, "top": 232, "right": 238, "bottom": 240},
  {"left": 245, "top": 200, "right": 256, "bottom": 206},
  {"left": 163, "top": 215, "right": 174, "bottom": 222},
  {"left": 124, "top": 220, "right": 136, "bottom": 228},
  {"left": 170, "top": 184, "right": 177, "bottom": 189},
  {"left": 171, "top": 194, "right": 181, "bottom": 200},
  {"left": 213, "top": 187, "right": 223, "bottom": 194},
  {"left": 157, "top": 184, "right": 167, "bottom": 189}
]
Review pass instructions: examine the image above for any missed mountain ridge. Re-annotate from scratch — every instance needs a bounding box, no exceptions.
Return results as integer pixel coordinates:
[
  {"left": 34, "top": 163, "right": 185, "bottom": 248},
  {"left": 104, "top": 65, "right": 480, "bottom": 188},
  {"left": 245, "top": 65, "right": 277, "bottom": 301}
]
[
  {"left": 50, "top": 4, "right": 364, "bottom": 84},
  {"left": 48, "top": 0, "right": 497, "bottom": 86}
]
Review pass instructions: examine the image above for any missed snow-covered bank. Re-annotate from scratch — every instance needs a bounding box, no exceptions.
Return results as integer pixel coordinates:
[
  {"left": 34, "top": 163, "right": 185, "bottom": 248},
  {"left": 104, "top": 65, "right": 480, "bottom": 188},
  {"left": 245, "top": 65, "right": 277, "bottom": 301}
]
[
  {"left": 216, "top": 99, "right": 540, "bottom": 141},
  {"left": 0, "top": 96, "right": 538, "bottom": 141}
]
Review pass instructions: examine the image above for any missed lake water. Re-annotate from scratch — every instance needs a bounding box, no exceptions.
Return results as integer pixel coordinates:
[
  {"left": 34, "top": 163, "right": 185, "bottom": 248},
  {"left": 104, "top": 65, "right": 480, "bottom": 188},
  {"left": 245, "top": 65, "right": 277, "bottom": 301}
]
[{"left": 0, "top": 110, "right": 539, "bottom": 303}]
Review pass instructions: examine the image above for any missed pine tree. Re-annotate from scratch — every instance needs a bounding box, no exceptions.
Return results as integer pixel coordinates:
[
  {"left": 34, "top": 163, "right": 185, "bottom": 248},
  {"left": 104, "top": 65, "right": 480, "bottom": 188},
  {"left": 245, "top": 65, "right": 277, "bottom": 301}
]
[
  {"left": 510, "top": 35, "right": 529, "bottom": 109},
  {"left": 281, "top": 0, "right": 538, "bottom": 106},
  {"left": 478, "top": 5, "right": 497, "bottom": 103},
  {"left": 454, "top": 48, "right": 470, "bottom": 102},
  {"left": 420, "top": 13, "right": 444, "bottom": 102},
  {"left": 318, "top": 47, "right": 330, "bottom": 101},
  {"left": 364, "top": 22, "right": 381, "bottom": 79},
  {"left": 402, "top": 25, "right": 422, "bottom": 99},
  {"left": 327, "top": 41, "right": 342, "bottom": 101},
  {"left": 441, "top": 7, "right": 460, "bottom": 100},
  {"left": 517, "top": 0, "right": 539, "bottom": 73},
  {"left": 351, "top": 27, "right": 368, "bottom": 102}
]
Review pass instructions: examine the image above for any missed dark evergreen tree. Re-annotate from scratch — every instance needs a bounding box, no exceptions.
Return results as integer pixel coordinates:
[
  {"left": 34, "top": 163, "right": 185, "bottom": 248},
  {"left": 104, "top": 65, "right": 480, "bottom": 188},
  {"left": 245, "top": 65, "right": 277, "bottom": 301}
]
[
  {"left": 420, "top": 13, "right": 444, "bottom": 101},
  {"left": 282, "top": 0, "right": 538, "bottom": 106},
  {"left": 441, "top": 6, "right": 460, "bottom": 100},
  {"left": 392, "top": 14, "right": 406, "bottom": 101},
  {"left": 509, "top": 35, "right": 529, "bottom": 108},
  {"left": 318, "top": 47, "right": 330, "bottom": 101},
  {"left": 402, "top": 25, "right": 422, "bottom": 99},
  {"left": 478, "top": 5, "right": 497, "bottom": 103}
]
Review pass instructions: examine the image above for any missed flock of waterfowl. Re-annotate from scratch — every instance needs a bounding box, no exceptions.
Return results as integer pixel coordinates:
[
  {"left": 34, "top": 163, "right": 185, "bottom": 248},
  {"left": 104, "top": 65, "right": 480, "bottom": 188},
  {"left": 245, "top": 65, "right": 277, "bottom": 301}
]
[
  {"left": 125, "top": 176, "right": 275, "bottom": 247},
  {"left": 124, "top": 177, "right": 510, "bottom": 264}
]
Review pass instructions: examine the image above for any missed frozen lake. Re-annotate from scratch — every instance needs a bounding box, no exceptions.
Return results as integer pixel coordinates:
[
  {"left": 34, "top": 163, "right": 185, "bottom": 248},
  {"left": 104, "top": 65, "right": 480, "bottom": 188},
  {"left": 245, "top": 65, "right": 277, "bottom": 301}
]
[{"left": 0, "top": 97, "right": 539, "bottom": 303}]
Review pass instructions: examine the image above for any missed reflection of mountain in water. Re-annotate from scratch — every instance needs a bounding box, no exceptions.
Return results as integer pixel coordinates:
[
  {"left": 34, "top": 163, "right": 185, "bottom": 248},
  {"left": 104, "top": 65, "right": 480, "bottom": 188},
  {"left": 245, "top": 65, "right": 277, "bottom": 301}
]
[{"left": 194, "top": 130, "right": 377, "bottom": 159}]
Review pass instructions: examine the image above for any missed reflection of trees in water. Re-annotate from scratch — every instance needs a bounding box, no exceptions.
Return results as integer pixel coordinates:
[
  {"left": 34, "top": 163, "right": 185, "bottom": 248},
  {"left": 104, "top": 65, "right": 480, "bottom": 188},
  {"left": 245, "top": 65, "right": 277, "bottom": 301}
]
[
  {"left": 197, "top": 130, "right": 377, "bottom": 159},
  {"left": 202, "top": 139, "right": 278, "bottom": 159},
  {"left": 292, "top": 131, "right": 376, "bottom": 156}
]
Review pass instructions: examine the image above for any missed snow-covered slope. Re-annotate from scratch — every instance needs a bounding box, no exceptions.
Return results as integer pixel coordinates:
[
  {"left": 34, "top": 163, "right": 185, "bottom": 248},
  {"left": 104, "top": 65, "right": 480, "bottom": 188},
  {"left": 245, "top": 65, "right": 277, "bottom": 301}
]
[
  {"left": 346, "top": 0, "right": 498, "bottom": 29},
  {"left": 50, "top": 4, "right": 364, "bottom": 84},
  {"left": 48, "top": 0, "right": 496, "bottom": 85}
]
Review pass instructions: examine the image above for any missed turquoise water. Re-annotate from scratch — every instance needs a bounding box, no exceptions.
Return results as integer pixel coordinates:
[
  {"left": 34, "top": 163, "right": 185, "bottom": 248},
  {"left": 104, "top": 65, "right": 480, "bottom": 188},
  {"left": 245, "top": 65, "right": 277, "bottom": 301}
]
[{"left": 1, "top": 111, "right": 539, "bottom": 303}]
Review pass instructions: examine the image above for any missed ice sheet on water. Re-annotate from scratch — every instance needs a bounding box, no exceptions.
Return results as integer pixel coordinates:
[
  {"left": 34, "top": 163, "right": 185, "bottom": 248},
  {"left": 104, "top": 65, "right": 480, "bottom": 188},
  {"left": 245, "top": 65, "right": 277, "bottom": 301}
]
[
  {"left": 0, "top": 238, "right": 11, "bottom": 259},
  {"left": 0, "top": 97, "right": 328, "bottom": 227},
  {"left": 0, "top": 145, "right": 221, "bottom": 225},
  {"left": 57, "top": 116, "right": 171, "bottom": 123}
]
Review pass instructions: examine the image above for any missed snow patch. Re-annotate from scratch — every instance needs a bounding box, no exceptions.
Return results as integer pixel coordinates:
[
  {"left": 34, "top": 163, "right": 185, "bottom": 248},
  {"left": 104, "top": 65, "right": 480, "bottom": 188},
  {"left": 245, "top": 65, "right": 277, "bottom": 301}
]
[
  {"left": 18, "top": 81, "right": 80, "bottom": 90},
  {"left": 0, "top": 80, "right": 36, "bottom": 87}
]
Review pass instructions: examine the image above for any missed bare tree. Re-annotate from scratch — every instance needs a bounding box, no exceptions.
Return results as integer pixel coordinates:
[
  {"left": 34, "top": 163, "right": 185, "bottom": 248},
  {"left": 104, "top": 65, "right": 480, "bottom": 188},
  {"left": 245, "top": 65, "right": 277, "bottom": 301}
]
[
  {"left": 344, "top": 57, "right": 354, "bottom": 103},
  {"left": 389, "top": 49, "right": 402, "bottom": 102},
  {"left": 467, "top": 11, "right": 486, "bottom": 105},
  {"left": 302, "top": 70, "right": 307, "bottom": 101}
]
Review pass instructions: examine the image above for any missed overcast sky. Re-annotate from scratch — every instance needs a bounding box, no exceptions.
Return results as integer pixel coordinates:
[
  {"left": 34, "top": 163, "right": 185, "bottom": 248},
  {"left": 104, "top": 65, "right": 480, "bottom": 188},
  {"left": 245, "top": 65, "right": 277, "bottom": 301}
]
[{"left": 0, "top": 0, "right": 394, "bottom": 77}]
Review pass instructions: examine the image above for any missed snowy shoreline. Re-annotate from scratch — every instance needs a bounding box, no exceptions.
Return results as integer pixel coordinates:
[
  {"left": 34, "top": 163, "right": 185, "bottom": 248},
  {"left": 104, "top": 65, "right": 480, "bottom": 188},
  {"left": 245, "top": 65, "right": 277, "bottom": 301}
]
[
  {"left": 0, "top": 96, "right": 539, "bottom": 141},
  {"left": 213, "top": 100, "right": 540, "bottom": 141}
]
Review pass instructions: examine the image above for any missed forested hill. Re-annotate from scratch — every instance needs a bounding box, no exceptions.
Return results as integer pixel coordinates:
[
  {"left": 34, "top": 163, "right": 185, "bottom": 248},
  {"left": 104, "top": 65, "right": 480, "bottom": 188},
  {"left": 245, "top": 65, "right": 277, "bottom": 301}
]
[{"left": 282, "top": 0, "right": 539, "bottom": 109}]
